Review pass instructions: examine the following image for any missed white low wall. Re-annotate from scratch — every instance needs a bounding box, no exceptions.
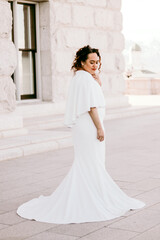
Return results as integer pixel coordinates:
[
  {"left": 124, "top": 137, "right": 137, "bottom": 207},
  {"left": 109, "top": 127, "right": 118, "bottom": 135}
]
[{"left": 125, "top": 78, "right": 160, "bottom": 95}]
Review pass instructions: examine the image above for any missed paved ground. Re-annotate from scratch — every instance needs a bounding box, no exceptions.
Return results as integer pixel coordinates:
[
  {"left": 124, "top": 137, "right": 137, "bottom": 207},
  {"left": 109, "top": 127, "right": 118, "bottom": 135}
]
[{"left": 0, "top": 112, "right": 160, "bottom": 240}]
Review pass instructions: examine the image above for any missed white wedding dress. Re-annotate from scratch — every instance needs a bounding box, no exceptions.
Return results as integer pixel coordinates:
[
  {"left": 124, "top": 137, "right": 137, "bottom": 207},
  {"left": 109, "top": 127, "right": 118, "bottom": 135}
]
[{"left": 17, "top": 70, "right": 145, "bottom": 224}]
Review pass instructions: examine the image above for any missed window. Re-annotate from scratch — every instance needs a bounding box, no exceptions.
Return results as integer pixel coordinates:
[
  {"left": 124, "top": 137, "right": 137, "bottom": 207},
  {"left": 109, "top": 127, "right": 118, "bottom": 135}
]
[{"left": 10, "top": 1, "right": 40, "bottom": 100}]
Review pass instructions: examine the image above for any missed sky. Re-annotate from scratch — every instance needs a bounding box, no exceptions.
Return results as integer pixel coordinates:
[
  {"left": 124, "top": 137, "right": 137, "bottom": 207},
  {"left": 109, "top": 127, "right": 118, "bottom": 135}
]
[{"left": 121, "top": 0, "right": 160, "bottom": 43}]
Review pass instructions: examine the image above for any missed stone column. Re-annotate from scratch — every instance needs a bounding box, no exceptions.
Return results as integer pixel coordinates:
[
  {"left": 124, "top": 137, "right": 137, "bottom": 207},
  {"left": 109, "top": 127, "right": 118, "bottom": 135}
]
[
  {"left": 0, "top": 0, "right": 17, "bottom": 112},
  {"left": 39, "top": 2, "right": 53, "bottom": 101},
  {"left": 0, "top": 1, "right": 26, "bottom": 138}
]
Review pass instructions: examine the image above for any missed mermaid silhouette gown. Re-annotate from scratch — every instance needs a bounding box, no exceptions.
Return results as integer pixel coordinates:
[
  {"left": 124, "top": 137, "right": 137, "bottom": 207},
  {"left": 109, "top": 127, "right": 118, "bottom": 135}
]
[{"left": 17, "top": 70, "right": 145, "bottom": 224}]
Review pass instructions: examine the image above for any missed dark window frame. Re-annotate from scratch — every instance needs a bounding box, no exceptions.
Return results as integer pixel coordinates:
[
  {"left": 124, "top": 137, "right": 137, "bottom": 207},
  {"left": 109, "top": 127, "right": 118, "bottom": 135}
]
[{"left": 9, "top": 1, "right": 37, "bottom": 100}]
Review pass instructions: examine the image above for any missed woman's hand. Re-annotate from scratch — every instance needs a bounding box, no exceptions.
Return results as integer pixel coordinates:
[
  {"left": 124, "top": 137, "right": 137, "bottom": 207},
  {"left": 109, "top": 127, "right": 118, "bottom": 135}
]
[
  {"left": 92, "top": 73, "right": 102, "bottom": 86},
  {"left": 97, "top": 128, "right": 104, "bottom": 142}
]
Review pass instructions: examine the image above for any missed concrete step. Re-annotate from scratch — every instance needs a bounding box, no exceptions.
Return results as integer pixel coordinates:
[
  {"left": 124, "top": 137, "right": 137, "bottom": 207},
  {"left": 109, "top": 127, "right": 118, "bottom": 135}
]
[
  {"left": 15, "top": 101, "right": 65, "bottom": 118},
  {"left": 104, "top": 105, "right": 160, "bottom": 120},
  {"left": 0, "top": 128, "right": 28, "bottom": 139},
  {"left": 24, "top": 114, "right": 64, "bottom": 130},
  {"left": 25, "top": 105, "right": 160, "bottom": 130},
  {"left": 0, "top": 113, "right": 28, "bottom": 139},
  {"left": 0, "top": 128, "right": 72, "bottom": 162}
]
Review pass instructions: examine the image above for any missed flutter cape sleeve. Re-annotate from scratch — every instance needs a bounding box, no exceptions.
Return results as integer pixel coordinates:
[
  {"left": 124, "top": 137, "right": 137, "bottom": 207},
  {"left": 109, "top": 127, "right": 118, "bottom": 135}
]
[{"left": 64, "top": 70, "right": 105, "bottom": 127}]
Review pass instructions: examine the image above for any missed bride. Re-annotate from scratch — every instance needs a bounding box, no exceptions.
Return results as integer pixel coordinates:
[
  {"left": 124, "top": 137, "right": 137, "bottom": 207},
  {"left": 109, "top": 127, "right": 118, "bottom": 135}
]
[{"left": 17, "top": 45, "right": 145, "bottom": 224}]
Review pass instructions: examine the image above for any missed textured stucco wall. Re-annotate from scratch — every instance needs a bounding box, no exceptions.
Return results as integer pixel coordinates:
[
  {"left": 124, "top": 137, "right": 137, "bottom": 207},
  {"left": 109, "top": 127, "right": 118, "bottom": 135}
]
[
  {"left": 40, "top": 0, "right": 128, "bottom": 108},
  {"left": 0, "top": 0, "right": 17, "bottom": 112}
]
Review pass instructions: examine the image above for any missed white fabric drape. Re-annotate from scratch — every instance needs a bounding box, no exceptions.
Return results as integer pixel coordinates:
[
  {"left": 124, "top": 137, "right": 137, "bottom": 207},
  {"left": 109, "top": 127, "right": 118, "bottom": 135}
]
[{"left": 64, "top": 70, "right": 105, "bottom": 127}]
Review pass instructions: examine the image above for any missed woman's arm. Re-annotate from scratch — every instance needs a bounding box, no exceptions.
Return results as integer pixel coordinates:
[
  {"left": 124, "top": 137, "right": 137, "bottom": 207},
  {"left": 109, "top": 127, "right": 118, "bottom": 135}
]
[{"left": 88, "top": 107, "right": 104, "bottom": 142}]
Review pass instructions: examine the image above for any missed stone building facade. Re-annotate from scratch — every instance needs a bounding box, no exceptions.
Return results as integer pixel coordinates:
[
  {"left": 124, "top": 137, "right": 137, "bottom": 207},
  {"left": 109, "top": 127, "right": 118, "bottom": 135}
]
[{"left": 0, "top": 0, "right": 128, "bottom": 135}]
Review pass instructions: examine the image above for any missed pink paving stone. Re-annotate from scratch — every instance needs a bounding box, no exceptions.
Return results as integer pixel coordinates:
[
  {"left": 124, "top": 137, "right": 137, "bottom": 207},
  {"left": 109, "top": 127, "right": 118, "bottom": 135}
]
[
  {"left": 1, "top": 183, "right": 50, "bottom": 201},
  {"left": 25, "top": 231, "right": 78, "bottom": 240},
  {"left": 120, "top": 187, "right": 144, "bottom": 197},
  {"left": 108, "top": 209, "right": 160, "bottom": 233},
  {"left": 0, "top": 223, "right": 9, "bottom": 230},
  {"left": 79, "top": 226, "right": 138, "bottom": 240},
  {"left": 130, "top": 224, "right": 160, "bottom": 240},
  {"left": 147, "top": 202, "right": 160, "bottom": 212},
  {"left": 136, "top": 187, "right": 160, "bottom": 207},
  {"left": 0, "top": 211, "right": 25, "bottom": 225},
  {"left": 49, "top": 217, "right": 124, "bottom": 237},
  {"left": 122, "top": 178, "right": 160, "bottom": 191},
  {"left": 108, "top": 167, "right": 155, "bottom": 183},
  {"left": 0, "top": 189, "right": 53, "bottom": 212},
  {"left": 0, "top": 221, "right": 55, "bottom": 239}
]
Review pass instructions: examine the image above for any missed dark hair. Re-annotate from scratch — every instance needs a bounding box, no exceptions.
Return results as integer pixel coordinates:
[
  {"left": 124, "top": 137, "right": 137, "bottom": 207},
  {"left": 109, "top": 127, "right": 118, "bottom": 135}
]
[{"left": 71, "top": 45, "right": 102, "bottom": 72}]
